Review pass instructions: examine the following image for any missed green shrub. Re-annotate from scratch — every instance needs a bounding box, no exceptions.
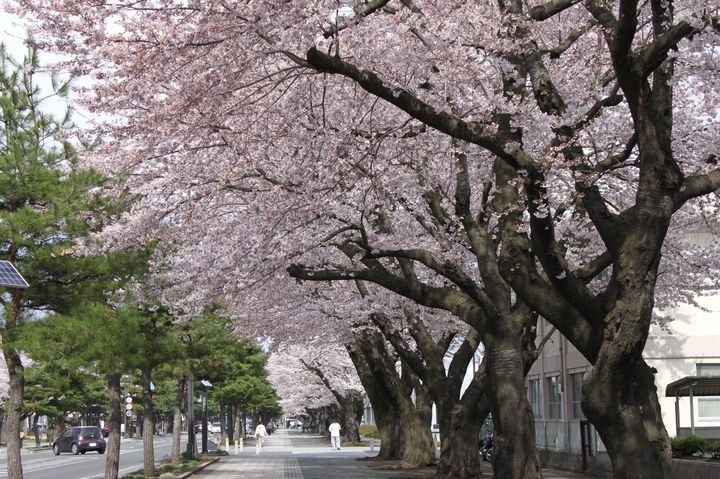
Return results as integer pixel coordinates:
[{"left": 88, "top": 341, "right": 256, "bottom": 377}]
[
  {"left": 159, "top": 473, "right": 176, "bottom": 479},
  {"left": 705, "top": 439, "right": 720, "bottom": 459},
  {"left": 359, "top": 425, "right": 381, "bottom": 440},
  {"left": 159, "top": 464, "right": 175, "bottom": 473},
  {"left": 671, "top": 435, "right": 707, "bottom": 457}
]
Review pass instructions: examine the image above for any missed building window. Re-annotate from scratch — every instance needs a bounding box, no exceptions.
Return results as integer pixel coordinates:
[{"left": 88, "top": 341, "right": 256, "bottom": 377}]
[
  {"left": 570, "top": 372, "right": 585, "bottom": 419},
  {"left": 547, "top": 376, "right": 563, "bottom": 419},
  {"left": 697, "top": 364, "right": 720, "bottom": 420},
  {"left": 697, "top": 364, "right": 720, "bottom": 377},
  {"left": 529, "top": 379, "right": 542, "bottom": 418},
  {"left": 699, "top": 399, "right": 720, "bottom": 420}
]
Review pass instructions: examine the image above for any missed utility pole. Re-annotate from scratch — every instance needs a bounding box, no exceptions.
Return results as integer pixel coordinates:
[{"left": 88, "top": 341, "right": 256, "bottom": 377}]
[
  {"left": 200, "top": 380, "right": 213, "bottom": 453},
  {"left": 186, "top": 373, "right": 196, "bottom": 459}
]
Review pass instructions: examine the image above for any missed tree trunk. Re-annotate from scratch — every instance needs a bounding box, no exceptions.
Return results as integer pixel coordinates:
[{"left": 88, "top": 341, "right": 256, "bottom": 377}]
[
  {"left": 349, "top": 331, "right": 399, "bottom": 458},
  {"left": 485, "top": 336, "right": 542, "bottom": 479},
  {"left": 2, "top": 346, "right": 24, "bottom": 479},
  {"left": 241, "top": 408, "right": 247, "bottom": 438},
  {"left": 347, "top": 330, "right": 403, "bottom": 460},
  {"left": 171, "top": 376, "right": 185, "bottom": 467},
  {"left": 141, "top": 367, "right": 155, "bottom": 477},
  {"left": 2, "top": 290, "right": 24, "bottom": 479},
  {"left": 105, "top": 373, "right": 122, "bottom": 479},
  {"left": 218, "top": 400, "right": 226, "bottom": 445},
  {"left": 435, "top": 402, "right": 484, "bottom": 479},
  {"left": 398, "top": 388, "right": 434, "bottom": 469},
  {"left": 583, "top": 347, "right": 671, "bottom": 479},
  {"left": 32, "top": 414, "right": 41, "bottom": 447},
  {"left": 341, "top": 390, "right": 363, "bottom": 442},
  {"left": 53, "top": 413, "right": 64, "bottom": 443},
  {"left": 226, "top": 403, "right": 234, "bottom": 443}
]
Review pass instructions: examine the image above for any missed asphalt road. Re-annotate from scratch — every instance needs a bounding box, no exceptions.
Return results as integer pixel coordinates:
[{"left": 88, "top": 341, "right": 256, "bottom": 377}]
[{"left": 0, "top": 434, "right": 186, "bottom": 479}]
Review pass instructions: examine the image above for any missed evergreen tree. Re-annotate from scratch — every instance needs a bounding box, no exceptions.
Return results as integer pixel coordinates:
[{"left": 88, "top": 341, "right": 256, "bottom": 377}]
[{"left": 0, "top": 46, "right": 142, "bottom": 479}]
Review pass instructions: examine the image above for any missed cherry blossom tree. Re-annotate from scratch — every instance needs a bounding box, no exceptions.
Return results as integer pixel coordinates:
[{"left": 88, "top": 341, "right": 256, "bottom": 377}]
[{"left": 13, "top": 1, "right": 720, "bottom": 479}]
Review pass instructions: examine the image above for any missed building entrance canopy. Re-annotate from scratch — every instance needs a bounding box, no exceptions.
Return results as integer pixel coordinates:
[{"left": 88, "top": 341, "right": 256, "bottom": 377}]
[{"left": 666, "top": 376, "right": 720, "bottom": 437}]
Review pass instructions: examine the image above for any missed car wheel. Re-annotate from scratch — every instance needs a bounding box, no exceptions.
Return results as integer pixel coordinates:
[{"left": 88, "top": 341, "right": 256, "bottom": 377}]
[
  {"left": 53, "top": 444, "right": 60, "bottom": 456},
  {"left": 80, "top": 451, "right": 86, "bottom": 455},
  {"left": 98, "top": 449, "right": 105, "bottom": 454},
  {"left": 71, "top": 443, "right": 79, "bottom": 455}
]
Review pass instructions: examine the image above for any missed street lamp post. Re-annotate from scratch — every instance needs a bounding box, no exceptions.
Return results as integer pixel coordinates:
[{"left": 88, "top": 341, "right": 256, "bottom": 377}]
[
  {"left": 186, "top": 372, "right": 196, "bottom": 460},
  {"left": 200, "top": 380, "right": 213, "bottom": 453}
]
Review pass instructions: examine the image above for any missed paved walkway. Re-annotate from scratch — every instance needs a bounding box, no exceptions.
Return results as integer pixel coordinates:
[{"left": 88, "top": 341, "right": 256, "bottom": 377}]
[{"left": 190, "top": 429, "right": 604, "bottom": 479}]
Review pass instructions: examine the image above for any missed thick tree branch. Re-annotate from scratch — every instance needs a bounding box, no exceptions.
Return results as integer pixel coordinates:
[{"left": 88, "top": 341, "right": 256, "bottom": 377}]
[
  {"left": 305, "top": 48, "right": 534, "bottom": 171},
  {"left": 546, "top": 20, "right": 598, "bottom": 58},
  {"left": 323, "top": 0, "right": 392, "bottom": 38},
  {"left": 583, "top": 0, "right": 619, "bottom": 34},
  {"left": 455, "top": 151, "right": 512, "bottom": 310},
  {"left": 287, "top": 260, "right": 485, "bottom": 330},
  {"left": 446, "top": 329, "right": 481, "bottom": 390},
  {"left": 574, "top": 251, "right": 613, "bottom": 283},
  {"left": 594, "top": 132, "right": 638, "bottom": 172},
  {"left": 370, "top": 312, "right": 431, "bottom": 384},
  {"left": 529, "top": 0, "right": 581, "bottom": 21},
  {"left": 498, "top": 227, "right": 602, "bottom": 362},
  {"left": 301, "top": 360, "right": 345, "bottom": 406},
  {"left": 615, "top": 0, "right": 640, "bottom": 61},
  {"left": 577, "top": 184, "right": 625, "bottom": 252},
  {"left": 525, "top": 178, "right": 603, "bottom": 320},
  {"left": 366, "top": 248, "right": 491, "bottom": 308},
  {"left": 636, "top": 19, "right": 713, "bottom": 78},
  {"left": 674, "top": 168, "right": 720, "bottom": 208}
]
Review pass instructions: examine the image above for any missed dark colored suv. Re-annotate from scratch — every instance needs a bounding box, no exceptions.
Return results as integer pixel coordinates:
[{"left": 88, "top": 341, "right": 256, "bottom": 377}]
[{"left": 53, "top": 426, "right": 106, "bottom": 455}]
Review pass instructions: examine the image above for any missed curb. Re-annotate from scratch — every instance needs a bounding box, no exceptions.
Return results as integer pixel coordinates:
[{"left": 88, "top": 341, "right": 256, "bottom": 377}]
[{"left": 176, "top": 456, "right": 221, "bottom": 478}]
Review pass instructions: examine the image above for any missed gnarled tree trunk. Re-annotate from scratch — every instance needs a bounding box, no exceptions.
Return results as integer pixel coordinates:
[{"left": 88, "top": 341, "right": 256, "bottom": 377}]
[
  {"left": 435, "top": 399, "right": 486, "bottom": 479},
  {"left": 583, "top": 341, "right": 671, "bottom": 479},
  {"left": 485, "top": 335, "right": 541, "bottom": 479}
]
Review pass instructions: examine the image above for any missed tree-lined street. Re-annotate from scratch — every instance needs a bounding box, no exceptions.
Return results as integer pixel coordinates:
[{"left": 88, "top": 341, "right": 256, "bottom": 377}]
[
  {"left": 0, "top": 436, "right": 178, "bottom": 479},
  {"left": 1, "top": 1, "right": 719, "bottom": 478}
]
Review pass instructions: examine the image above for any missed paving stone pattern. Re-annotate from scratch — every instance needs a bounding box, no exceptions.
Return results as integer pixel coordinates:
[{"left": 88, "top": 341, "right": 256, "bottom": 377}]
[{"left": 190, "top": 428, "right": 604, "bottom": 479}]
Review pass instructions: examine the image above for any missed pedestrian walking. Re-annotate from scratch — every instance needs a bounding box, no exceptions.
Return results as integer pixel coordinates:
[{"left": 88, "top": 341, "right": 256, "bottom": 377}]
[
  {"left": 254, "top": 422, "right": 267, "bottom": 455},
  {"left": 328, "top": 421, "right": 341, "bottom": 450}
]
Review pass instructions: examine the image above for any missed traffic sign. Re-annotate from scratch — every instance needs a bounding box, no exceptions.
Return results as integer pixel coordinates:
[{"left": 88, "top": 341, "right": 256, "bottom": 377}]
[
  {"left": 125, "top": 403, "right": 133, "bottom": 410},
  {"left": 125, "top": 410, "right": 133, "bottom": 417},
  {"left": 125, "top": 397, "right": 132, "bottom": 404}
]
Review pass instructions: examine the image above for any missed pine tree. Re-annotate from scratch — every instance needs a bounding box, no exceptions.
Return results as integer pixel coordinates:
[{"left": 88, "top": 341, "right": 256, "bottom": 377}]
[{"left": 0, "top": 46, "right": 142, "bottom": 479}]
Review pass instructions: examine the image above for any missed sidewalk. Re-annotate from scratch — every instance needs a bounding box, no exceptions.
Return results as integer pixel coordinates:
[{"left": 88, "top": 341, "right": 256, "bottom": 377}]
[{"left": 188, "top": 429, "right": 606, "bottom": 479}]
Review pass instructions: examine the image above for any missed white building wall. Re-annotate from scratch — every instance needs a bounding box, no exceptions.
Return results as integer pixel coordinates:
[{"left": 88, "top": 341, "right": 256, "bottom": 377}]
[{"left": 644, "top": 294, "right": 720, "bottom": 436}]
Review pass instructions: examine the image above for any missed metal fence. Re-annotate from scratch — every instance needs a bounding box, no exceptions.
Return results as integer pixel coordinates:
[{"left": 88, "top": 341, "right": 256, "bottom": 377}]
[{"left": 534, "top": 419, "right": 598, "bottom": 454}]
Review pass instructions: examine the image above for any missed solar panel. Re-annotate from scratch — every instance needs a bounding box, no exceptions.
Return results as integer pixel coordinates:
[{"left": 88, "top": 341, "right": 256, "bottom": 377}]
[{"left": 0, "top": 261, "right": 29, "bottom": 288}]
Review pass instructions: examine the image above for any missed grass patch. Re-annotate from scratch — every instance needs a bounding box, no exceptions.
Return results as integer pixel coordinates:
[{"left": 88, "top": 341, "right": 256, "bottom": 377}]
[{"left": 360, "top": 424, "right": 381, "bottom": 440}]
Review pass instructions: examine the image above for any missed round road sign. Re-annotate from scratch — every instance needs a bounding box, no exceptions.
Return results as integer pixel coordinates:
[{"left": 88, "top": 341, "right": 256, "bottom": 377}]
[
  {"left": 125, "top": 396, "right": 132, "bottom": 404},
  {"left": 125, "top": 410, "right": 133, "bottom": 417}
]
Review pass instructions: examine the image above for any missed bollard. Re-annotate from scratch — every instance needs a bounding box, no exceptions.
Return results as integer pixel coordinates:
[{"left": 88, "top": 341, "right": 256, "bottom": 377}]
[
  {"left": 225, "top": 437, "right": 229, "bottom": 452},
  {"left": 240, "top": 437, "right": 244, "bottom": 453}
]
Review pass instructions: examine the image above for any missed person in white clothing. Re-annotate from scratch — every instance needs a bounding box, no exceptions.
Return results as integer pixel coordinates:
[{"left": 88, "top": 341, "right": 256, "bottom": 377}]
[
  {"left": 328, "top": 421, "right": 342, "bottom": 450},
  {"left": 254, "top": 422, "right": 267, "bottom": 454}
]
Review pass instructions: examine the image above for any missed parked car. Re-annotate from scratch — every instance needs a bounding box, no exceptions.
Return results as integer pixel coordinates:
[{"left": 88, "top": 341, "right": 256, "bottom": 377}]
[
  {"left": 53, "top": 426, "right": 106, "bottom": 455},
  {"left": 209, "top": 422, "right": 221, "bottom": 434}
]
